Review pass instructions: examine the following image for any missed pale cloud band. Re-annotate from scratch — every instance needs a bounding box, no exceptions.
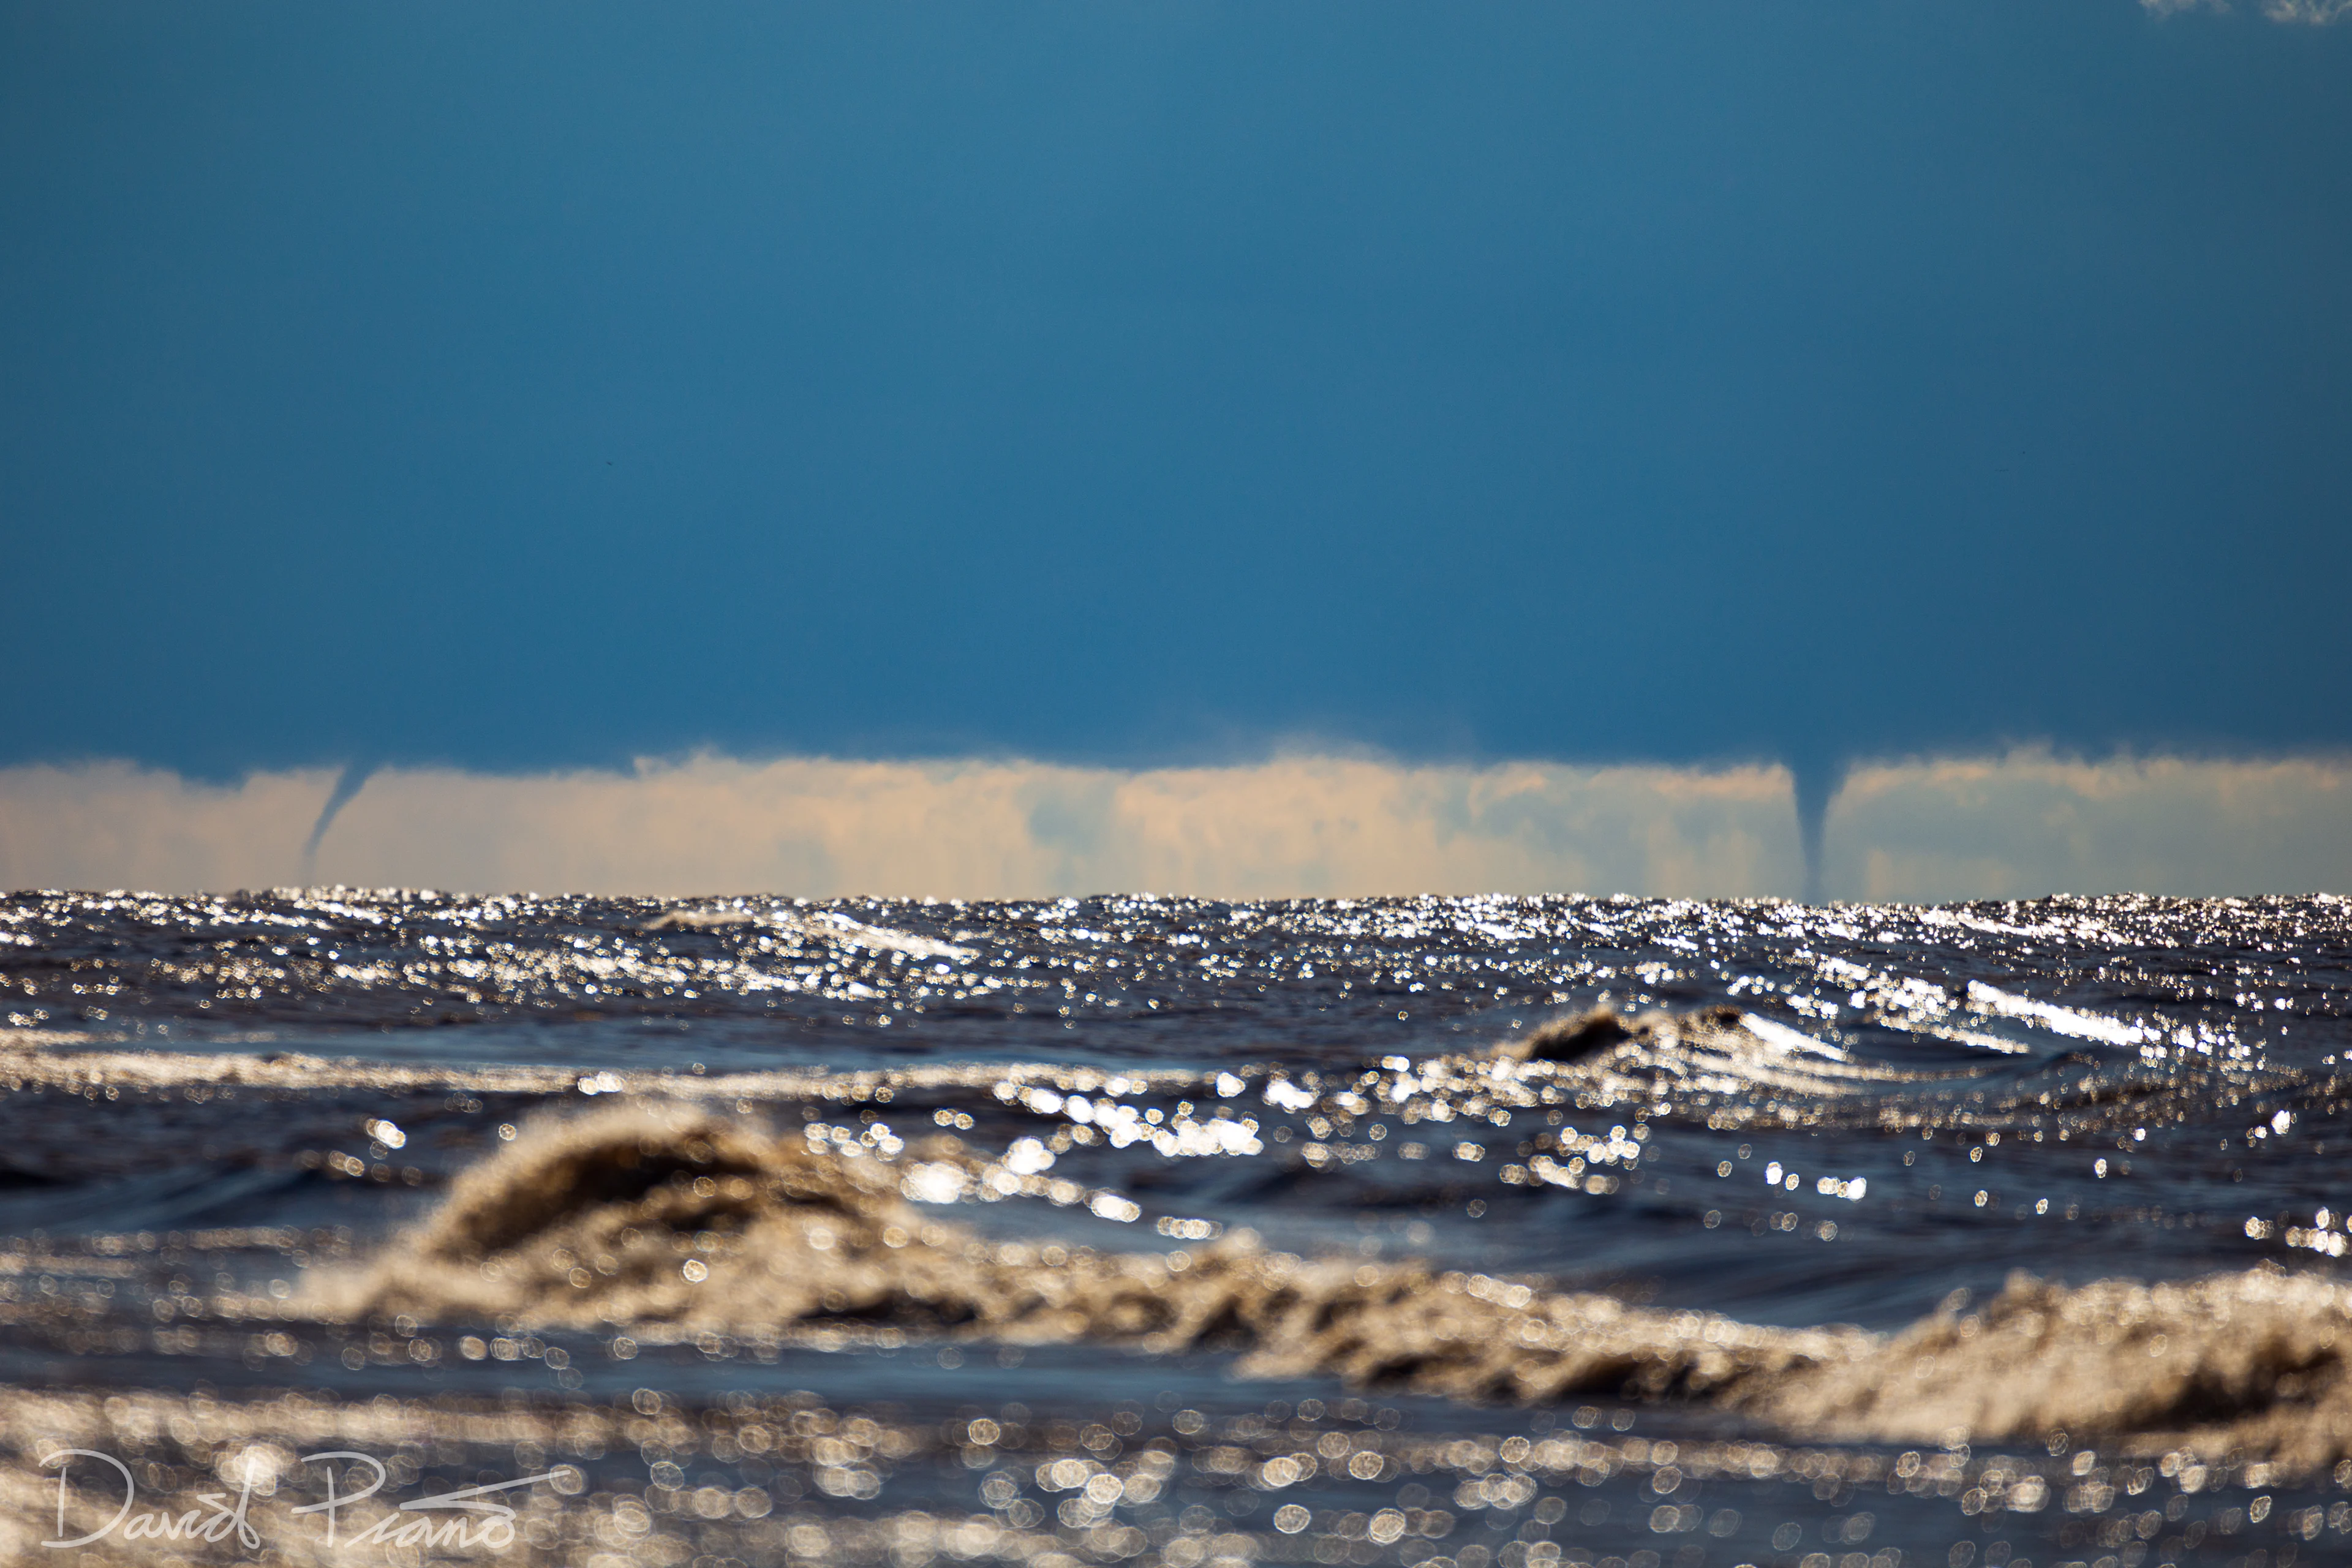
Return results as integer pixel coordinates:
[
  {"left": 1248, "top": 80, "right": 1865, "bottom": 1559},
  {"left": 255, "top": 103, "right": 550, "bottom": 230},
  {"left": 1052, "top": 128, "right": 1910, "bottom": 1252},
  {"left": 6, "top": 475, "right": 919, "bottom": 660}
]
[
  {"left": 0, "top": 751, "right": 2345, "bottom": 902},
  {"left": 2141, "top": 0, "right": 2352, "bottom": 22}
]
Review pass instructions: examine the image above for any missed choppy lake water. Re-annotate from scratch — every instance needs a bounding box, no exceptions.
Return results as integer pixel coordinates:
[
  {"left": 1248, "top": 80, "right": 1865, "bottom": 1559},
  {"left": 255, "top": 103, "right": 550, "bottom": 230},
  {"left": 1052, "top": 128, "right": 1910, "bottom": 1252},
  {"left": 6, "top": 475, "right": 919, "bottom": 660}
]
[{"left": 2, "top": 889, "right": 2350, "bottom": 1568}]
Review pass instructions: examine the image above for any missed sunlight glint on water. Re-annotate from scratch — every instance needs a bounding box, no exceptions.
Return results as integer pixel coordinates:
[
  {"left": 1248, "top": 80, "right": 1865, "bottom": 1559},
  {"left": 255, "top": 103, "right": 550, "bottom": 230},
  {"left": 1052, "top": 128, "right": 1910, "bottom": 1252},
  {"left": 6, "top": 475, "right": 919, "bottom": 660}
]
[{"left": 0, "top": 890, "right": 2347, "bottom": 1566}]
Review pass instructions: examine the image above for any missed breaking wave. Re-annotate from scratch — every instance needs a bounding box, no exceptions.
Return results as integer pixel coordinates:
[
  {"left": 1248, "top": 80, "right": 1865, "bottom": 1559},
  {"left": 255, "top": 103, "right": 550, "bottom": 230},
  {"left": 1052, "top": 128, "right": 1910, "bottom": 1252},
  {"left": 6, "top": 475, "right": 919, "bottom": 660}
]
[{"left": 330, "top": 1106, "right": 2352, "bottom": 1474}]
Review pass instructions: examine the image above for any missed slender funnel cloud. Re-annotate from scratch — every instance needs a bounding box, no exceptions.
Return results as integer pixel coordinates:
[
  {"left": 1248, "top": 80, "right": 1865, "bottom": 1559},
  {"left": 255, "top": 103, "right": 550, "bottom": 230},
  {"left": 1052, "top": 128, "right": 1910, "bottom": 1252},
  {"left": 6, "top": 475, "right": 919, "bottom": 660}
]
[
  {"left": 1789, "top": 755, "right": 1842, "bottom": 906},
  {"left": 299, "top": 760, "right": 376, "bottom": 881}
]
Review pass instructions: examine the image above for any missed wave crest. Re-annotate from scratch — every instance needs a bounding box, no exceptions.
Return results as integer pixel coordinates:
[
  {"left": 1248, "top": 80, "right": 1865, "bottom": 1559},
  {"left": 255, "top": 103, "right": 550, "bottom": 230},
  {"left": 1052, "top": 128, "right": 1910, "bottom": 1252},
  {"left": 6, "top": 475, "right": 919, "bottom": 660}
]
[{"left": 331, "top": 1107, "right": 2352, "bottom": 1472}]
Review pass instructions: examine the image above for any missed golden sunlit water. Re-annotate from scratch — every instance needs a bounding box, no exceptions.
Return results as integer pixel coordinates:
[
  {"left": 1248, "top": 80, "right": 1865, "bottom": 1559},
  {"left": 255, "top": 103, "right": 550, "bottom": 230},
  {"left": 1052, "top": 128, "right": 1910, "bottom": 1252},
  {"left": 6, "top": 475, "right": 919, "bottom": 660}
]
[{"left": 2, "top": 889, "right": 2348, "bottom": 1566}]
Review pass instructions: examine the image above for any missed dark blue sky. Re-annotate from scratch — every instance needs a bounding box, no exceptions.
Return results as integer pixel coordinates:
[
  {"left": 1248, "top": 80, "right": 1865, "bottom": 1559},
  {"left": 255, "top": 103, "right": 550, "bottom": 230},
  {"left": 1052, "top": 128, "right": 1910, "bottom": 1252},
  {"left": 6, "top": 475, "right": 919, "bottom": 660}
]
[{"left": 4, "top": 0, "right": 2348, "bottom": 785}]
